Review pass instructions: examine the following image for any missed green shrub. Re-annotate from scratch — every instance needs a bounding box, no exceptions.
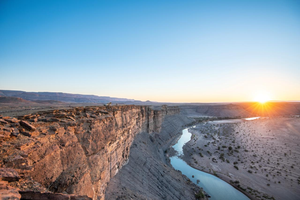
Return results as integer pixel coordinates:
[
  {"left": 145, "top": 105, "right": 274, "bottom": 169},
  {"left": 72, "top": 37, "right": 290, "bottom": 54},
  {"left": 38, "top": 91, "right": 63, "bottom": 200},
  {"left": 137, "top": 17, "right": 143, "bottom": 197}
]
[{"left": 195, "top": 191, "right": 204, "bottom": 199}]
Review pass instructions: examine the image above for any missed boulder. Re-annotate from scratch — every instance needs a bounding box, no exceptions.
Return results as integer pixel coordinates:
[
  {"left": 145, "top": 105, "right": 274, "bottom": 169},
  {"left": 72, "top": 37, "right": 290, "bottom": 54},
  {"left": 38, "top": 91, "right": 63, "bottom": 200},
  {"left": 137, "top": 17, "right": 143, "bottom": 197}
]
[
  {"left": 20, "top": 131, "right": 31, "bottom": 137},
  {"left": 0, "top": 119, "right": 8, "bottom": 125},
  {"left": 19, "top": 121, "right": 36, "bottom": 131},
  {"left": 0, "top": 168, "right": 20, "bottom": 182},
  {"left": 10, "top": 128, "right": 19, "bottom": 137},
  {"left": 3, "top": 117, "right": 19, "bottom": 123}
]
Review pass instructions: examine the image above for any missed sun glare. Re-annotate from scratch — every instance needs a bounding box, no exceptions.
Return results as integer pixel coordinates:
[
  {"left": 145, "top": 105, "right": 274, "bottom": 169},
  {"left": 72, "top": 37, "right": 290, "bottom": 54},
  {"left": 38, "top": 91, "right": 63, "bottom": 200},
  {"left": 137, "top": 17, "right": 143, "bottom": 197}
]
[{"left": 254, "top": 94, "right": 270, "bottom": 104}]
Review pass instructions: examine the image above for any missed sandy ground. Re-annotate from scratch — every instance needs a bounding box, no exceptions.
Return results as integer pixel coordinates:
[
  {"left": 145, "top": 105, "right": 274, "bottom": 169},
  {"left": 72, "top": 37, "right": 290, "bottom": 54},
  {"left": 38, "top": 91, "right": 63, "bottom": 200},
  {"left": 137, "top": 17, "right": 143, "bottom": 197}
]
[{"left": 181, "top": 117, "right": 300, "bottom": 200}]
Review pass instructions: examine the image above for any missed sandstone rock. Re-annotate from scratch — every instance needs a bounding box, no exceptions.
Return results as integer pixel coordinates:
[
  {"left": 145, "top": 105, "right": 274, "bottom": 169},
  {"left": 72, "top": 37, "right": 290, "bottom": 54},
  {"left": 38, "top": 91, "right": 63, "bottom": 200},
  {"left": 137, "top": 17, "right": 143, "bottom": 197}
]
[
  {"left": 3, "top": 117, "right": 19, "bottom": 124},
  {"left": 29, "top": 118, "right": 38, "bottom": 123},
  {"left": 10, "top": 133, "right": 19, "bottom": 137},
  {"left": 20, "top": 131, "right": 31, "bottom": 137},
  {"left": 0, "top": 131, "right": 11, "bottom": 141},
  {"left": 5, "top": 155, "right": 30, "bottom": 170},
  {"left": 99, "top": 110, "right": 109, "bottom": 115},
  {"left": 0, "top": 180, "right": 21, "bottom": 200},
  {"left": 0, "top": 105, "right": 180, "bottom": 199},
  {"left": 0, "top": 168, "right": 20, "bottom": 182},
  {"left": 9, "top": 123, "right": 20, "bottom": 128},
  {"left": 10, "top": 128, "right": 19, "bottom": 137},
  {"left": 66, "top": 121, "right": 77, "bottom": 127},
  {"left": 67, "top": 117, "right": 76, "bottom": 121},
  {"left": 19, "top": 121, "right": 36, "bottom": 131},
  {"left": 0, "top": 134, "right": 9, "bottom": 141},
  {"left": 20, "top": 191, "right": 92, "bottom": 200},
  {"left": 0, "top": 119, "right": 8, "bottom": 125},
  {"left": 70, "top": 196, "right": 92, "bottom": 200},
  {"left": 55, "top": 113, "right": 67, "bottom": 118}
]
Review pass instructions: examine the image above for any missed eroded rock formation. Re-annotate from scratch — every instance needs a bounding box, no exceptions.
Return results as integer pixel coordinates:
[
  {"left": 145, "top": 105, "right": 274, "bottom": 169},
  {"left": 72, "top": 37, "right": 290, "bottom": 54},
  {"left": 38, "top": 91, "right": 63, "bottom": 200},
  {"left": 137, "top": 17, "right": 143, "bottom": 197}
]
[{"left": 0, "top": 105, "right": 180, "bottom": 200}]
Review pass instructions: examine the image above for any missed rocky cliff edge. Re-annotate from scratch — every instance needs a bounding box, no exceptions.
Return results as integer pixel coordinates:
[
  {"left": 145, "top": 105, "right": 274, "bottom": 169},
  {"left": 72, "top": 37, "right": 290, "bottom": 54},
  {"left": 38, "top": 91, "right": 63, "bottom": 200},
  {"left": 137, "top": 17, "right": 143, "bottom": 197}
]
[{"left": 0, "top": 105, "right": 180, "bottom": 200}]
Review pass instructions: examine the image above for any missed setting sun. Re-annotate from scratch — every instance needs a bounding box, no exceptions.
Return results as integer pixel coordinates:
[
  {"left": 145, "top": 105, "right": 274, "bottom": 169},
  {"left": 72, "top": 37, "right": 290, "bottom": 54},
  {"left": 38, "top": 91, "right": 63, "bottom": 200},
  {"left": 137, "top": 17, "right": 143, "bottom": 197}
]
[{"left": 254, "top": 94, "right": 271, "bottom": 104}]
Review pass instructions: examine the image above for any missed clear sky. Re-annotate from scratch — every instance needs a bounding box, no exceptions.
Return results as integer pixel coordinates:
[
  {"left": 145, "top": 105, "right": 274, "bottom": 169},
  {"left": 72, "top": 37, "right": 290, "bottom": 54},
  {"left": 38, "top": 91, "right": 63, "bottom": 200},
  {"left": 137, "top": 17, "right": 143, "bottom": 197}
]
[{"left": 0, "top": 0, "right": 299, "bottom": 102}]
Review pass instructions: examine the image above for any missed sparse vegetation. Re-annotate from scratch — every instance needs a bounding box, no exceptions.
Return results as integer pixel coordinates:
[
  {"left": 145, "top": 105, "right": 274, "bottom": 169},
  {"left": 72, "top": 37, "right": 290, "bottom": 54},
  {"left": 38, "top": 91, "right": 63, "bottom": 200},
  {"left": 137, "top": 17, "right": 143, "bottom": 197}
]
[
  {"left": 178, "top": 115, "right": 300, "bottom": 200},
  {"left": 195, "top": 191, "right": 205, "bottom": 199},
  {"left": 219, "top": 153, "right": 225, "bottom": 162}
]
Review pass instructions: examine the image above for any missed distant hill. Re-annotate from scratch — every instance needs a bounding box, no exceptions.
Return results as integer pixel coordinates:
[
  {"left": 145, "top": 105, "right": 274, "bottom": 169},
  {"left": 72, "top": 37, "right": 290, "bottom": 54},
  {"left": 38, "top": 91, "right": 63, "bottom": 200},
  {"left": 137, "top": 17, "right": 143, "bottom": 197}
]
[
  {"left": 0, "top": 90, "right": 141, "bottom": 104},
  {"left": 180, "top": 102, "right": 300, "bottom": 117},
  {"left": 0, "top": 97, "right": 33, "bottom": 103}
]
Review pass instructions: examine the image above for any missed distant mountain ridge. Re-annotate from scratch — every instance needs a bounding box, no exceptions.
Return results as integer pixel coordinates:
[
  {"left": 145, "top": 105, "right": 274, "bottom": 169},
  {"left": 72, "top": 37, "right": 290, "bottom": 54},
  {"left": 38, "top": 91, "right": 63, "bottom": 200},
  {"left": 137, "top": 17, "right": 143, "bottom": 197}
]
[{"left": 0, "top": 90, "right": 140, "bottom": 104}]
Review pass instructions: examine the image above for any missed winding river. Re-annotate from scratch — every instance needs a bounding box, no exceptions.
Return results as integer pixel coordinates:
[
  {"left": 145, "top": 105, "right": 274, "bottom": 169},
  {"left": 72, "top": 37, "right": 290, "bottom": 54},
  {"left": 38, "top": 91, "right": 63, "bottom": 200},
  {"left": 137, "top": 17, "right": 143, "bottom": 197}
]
[{"left": 170, "top": 126, "right": 250, "bottom": 200}]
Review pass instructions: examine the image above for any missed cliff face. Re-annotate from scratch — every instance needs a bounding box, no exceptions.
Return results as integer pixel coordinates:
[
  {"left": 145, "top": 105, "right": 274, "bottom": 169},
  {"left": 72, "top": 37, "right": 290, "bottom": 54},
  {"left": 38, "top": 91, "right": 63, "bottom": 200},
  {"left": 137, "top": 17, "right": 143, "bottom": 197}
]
[
  {"left": 105, "top": 114, "right": 202, "bottom": 200},
  {"left": 0, "top": 105, "right": 179, "bottom": 200}
]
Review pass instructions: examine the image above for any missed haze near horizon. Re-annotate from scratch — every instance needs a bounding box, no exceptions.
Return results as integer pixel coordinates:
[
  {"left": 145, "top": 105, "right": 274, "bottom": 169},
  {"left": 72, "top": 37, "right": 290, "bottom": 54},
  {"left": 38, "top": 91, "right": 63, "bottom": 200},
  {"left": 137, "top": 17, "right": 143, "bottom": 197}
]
[{"left": 0, "top": 0, "right": 299, "bottom": 103}]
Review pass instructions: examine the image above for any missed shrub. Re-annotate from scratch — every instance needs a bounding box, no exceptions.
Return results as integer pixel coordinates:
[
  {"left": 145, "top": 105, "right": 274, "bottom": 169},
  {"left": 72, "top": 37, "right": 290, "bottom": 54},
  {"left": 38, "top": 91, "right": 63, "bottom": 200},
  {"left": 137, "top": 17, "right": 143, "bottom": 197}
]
[
  {"left": 195, "top": 191, "right": 204, "bottom": 199},
  {"left": 207, "top": 151, "right": 212, "bottom": 156}
]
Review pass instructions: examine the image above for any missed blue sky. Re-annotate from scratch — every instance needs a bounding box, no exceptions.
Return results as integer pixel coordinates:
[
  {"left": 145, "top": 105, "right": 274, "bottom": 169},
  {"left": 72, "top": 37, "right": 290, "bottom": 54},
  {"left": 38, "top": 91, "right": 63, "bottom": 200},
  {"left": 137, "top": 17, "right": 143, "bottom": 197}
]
[{"left": 0, "top": 0, "right": 299, "bottom": 102}]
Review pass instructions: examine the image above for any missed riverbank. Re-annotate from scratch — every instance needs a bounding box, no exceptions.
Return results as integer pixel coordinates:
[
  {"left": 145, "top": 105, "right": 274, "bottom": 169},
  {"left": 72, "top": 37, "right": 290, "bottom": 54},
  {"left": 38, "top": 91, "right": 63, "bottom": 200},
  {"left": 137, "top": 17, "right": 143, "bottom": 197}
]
[
  {"left": 168, "top": 126, "right": 249, "bottom": 200},
  {"left": 180, "top": 117, "right": 300, "bottom": 200}
]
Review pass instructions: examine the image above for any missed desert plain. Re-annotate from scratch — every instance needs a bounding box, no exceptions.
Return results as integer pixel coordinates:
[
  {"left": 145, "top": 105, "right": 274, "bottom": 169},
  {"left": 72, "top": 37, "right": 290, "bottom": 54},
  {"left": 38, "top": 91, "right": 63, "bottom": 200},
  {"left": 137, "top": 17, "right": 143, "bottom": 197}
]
[{"left": 180, "top": 116, "right": 300, "bottom": 200}]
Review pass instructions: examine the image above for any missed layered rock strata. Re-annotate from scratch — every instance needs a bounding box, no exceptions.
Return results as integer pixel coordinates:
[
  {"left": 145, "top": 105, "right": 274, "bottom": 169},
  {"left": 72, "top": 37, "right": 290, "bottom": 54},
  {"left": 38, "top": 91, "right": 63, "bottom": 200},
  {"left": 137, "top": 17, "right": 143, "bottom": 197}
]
[
  {"left": 0, "top": 105, "right": 179, "bottom": 200},
  {"left": 105, "top": 114, "right": 207, "bottom": 200}
]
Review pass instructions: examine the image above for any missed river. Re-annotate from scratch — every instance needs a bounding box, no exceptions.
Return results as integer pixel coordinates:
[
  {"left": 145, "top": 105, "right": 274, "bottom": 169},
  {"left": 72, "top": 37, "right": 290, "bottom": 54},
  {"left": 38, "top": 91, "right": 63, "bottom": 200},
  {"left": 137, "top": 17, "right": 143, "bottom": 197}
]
[{"left": 170, "top": 124, "right": 250, "bottom": 200}]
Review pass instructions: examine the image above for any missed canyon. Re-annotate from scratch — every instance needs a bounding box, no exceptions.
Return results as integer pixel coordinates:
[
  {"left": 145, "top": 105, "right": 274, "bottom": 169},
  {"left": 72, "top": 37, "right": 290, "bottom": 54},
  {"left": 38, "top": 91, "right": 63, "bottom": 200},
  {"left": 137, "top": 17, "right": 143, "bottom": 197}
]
[
  {"left": 0, "top": 105, "right": 205, "bottom": 200},
  {"left": 1, "top": 102, "right": 300, "bottom": 200}
]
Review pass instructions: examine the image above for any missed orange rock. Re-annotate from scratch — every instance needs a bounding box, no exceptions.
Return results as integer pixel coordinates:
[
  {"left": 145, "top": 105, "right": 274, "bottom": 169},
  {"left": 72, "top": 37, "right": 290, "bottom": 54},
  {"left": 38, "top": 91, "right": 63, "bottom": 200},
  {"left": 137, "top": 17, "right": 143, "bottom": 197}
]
[
  {"left": 19, "top": 121, "right": 36, "bottom": 131},
  {"left": 0, "top": 180, "right": 21, "bottom": 200},
  {"left": 0, "top": 168, "right": 20, "bottom": 182}
]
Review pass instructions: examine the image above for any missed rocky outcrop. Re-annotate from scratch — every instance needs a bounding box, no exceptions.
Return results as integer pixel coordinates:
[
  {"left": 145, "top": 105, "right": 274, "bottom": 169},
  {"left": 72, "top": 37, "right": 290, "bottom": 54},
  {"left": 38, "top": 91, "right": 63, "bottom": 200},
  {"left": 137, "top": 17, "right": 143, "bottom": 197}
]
[
  {"left": 0, "top": 180, "right": 21, "bottom": 200},
  {"left": 105, "top": 114, "right": 204, "bottom": 200},
  {"left": 0, "top": 105, "right": 179, "bottom": 200}
]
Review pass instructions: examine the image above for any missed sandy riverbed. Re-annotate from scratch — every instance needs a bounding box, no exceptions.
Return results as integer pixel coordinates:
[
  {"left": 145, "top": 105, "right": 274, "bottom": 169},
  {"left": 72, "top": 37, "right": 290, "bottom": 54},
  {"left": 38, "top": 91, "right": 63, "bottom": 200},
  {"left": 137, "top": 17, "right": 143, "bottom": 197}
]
[{"left": 180, "top": 117, "right": 300, "bottom": 200}]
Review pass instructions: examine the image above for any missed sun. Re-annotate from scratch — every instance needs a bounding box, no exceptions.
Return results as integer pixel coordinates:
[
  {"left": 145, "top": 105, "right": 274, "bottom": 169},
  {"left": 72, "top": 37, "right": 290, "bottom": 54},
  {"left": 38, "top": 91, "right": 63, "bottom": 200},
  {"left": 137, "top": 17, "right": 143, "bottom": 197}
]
[{"left": 254, "top": 94, "right": 270, "bottom": 104}]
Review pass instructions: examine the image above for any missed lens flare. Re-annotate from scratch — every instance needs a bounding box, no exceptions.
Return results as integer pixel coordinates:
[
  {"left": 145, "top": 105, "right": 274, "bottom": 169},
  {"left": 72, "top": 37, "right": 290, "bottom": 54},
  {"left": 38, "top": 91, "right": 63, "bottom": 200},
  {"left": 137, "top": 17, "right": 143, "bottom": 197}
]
[{"left": 254, "top": 94, "right": 270, "bottom": 104}]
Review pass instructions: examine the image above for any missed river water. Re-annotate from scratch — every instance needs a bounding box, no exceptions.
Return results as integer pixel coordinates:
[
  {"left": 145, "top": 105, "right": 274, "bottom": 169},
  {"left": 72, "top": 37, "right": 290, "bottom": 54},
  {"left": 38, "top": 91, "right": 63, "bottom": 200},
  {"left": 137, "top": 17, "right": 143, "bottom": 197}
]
[{"left": 170, "top": 124, "right": 250, "bottom": 200}]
